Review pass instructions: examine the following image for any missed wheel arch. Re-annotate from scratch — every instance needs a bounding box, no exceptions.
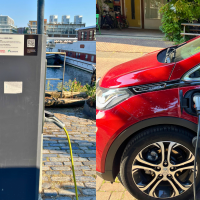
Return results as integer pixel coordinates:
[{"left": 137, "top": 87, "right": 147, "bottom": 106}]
[{"left": 99, "top": 117, "right": 197, "bottom": 182}]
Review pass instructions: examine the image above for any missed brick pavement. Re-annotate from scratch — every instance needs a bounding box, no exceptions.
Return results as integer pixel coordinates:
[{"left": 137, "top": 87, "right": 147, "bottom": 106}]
[{"left": 41, "top": 107, "right": 96, "bottom": 200}]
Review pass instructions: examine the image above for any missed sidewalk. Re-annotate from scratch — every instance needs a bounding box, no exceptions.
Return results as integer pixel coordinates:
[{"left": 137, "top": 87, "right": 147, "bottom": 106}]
[
  {"left": 41, "top": 107, "right": 96, "bottom": 200},
  {"left": 97, "top": 28, "right": 164, "bottom": 39}
]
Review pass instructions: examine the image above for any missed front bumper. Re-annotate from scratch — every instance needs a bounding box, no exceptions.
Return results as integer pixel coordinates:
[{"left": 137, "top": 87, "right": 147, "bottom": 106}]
[{"left": 96, "top": 104, "right": 137, "bottom": 173}]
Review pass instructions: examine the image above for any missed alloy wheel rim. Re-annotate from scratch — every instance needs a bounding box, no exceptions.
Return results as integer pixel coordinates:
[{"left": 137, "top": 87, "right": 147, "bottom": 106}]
[{"left": 132, "top": 141, "right": 196, "bottom": 198}]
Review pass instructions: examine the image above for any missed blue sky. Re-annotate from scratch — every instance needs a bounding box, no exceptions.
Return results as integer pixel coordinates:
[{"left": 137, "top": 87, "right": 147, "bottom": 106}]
[{"left": 0, "top": 0, "right": 96, "bottom": 27}]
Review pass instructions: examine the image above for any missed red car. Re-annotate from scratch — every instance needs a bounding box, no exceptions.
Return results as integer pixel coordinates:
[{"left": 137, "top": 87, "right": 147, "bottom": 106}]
[{"left": 96, "top": 36, "right": 200, "bottom": 200}]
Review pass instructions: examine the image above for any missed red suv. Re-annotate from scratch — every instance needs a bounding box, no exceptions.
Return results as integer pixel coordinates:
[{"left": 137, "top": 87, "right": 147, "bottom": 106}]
[{"left": 96, "top": 36, "right": 200, "bottom": 200}]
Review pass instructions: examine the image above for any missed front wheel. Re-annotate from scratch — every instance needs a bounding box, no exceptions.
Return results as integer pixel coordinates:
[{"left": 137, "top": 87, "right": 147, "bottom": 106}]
[{"left": 120, "top": 125, "right": 200, "bottom": 200}]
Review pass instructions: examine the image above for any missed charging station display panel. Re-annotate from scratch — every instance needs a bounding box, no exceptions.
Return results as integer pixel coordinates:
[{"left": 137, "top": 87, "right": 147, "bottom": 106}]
[
  {"left": 0, "top": 34, "right": 46, "bottom": 200},
  {"left": 0, "top": 34, "right": 38, "bottom": 56}
]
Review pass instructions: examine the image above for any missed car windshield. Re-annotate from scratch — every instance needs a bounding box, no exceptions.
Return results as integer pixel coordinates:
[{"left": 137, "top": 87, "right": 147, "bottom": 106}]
[{"left": 174, "top": 38, "right": 200, "bottom": 62}]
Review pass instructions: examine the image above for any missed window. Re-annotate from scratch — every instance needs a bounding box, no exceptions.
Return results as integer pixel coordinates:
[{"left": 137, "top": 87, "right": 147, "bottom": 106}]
[
  {"left": 78, "top": 53, "right": 81, "bottom": 58},
  {"left": 91, "top": 55, "right": 94, "bottom": 62},
  {"left": 33, "top": 22, "right": 36, "bottom": 25},
  {"left": 81, "top": 32, "right": 84, "bottom": 40},
  {"left": 76, "top": 53, "right": 79, "bottom": 58},
  {"left": 182, "top": 65, "right": 200, "bottom": 81},
  {"left": 68, "top": 52, "right": 70, "bottom": 56},
  {"left": 89, "top": 31, "right": 93, "bottom": 40},
  {"left": 84, "top": 31, "right": 87, "bottom": 40},
  {"left": 85, "top": 54, "right": 88, "bottom": 60}
]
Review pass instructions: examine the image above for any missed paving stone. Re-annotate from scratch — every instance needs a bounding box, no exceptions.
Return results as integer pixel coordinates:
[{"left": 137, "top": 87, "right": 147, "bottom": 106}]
[
  {"left": 50, "top": 150, "right": 67, "bottom": 154},
  {"left": 88, "top": 158, "right": 96, "bottom": 161},
  {"left": 96, "top": 191, "right": 110, "bottom": 200},
  {"left": 83, "top": 161, "right": 96, "bottom": 166},
  {"left": 64, "top": 162, "right": 82, "bottom": 166},
  {"left": 43, "top": 189, "right": 57, "bottom": 197},
  {"left": 44, "top": 162, "right": 63, "bottom": 166},
  {"left": 110, "top": 192, "right": 124, "bottom": 200},
  {"left": 43, "top": 150, "right": 50, "bottom": 153},
  {"left": 43, "top": 154, "right": 58, "bottom": 158},
  {"left": 85, "top": 182, "right": 96, "bottom": 188},
  {"left": 50, "top": 144, "right": 66, "bottom": 147},
  {"left": 72, "top": 158, "right": 88, "bottom": 162},
  {"left": 82, "top": 189, "right": 96, "bottom": 196},
  {"left": 62, "top": 171, "right": 83, "bottom": 176},
  {"left": 100, "top": 182, "right": 126, "bottom": 192},
  {"left": 67, "top": 150, "right": 84, "bottom": 154},
  {"left": 50, "top": 157, "right": 70, "bottom": 162},
  {"left": 78, "top": 143, "right": 94, "bottom": 147},
  {"left": 61, "top": 182, "right": 85, "bottom": 188},
  {"left": 46, "top": 171, "right": 60, "bottom": 175},
  {"left": 42, "top": 183, "right": 51, "bottom": 189},
  {"left": 44, "top": 147, "right": 60, "bottom": 150},
  {"left": 60, "top": 154, "right": 78, "bottom": 158},
  {"left": 78, "top": 154, "right": 96, "bottom": 158},
  {"left": 51, "top": 177, "right": 71, "bottom": 182},
  {"left": 43, "top": 176, "right": 49, "bottom": 181},
  {"left": 78, "top": 197, "right": 96, "bottom": 200},
  {"left": 88, "top": 147, "right": 96, "bottom": 150},
  {"left": 58, "top": 189, "right": 80, "bottom": 196},
  {"left": 43, "top": 166, "right": 50, "bottom": 170},
  {"left": 96, "top": 176, "right": 104, "bottom": 191},
  {"left": 55, "top": 197, "right": 72, "bottom": 200},
  {"left": 74, "top": 166, "right": 90, "bottom": 171},
  {"left": 44, "top": 140, "right": 58, "bottom": 144},
  {"left": 85, "top": 171, "right": 96, "bottom": 176},
  {"left": 76, "top": 176, "right": 95, "bottom": 182},
  {"left": 61, "top": 146, "right": 79, "bottom": 150},
  {"left": 79, "top": 147, "right": 88, "bottom": 150},
  {"left": 51, "top": 167, "right": 71, "bottom": 171}
]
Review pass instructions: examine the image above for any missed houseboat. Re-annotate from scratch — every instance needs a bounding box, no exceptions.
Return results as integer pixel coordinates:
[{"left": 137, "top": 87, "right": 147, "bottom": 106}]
[{"left": 46, "top": 26, "right": 96, "bottom": 73}]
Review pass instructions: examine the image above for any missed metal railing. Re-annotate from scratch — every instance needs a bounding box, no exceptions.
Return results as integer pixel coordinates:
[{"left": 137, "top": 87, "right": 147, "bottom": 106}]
[{"left": 46, "top": 52, "right": 66, "bottom": 97}]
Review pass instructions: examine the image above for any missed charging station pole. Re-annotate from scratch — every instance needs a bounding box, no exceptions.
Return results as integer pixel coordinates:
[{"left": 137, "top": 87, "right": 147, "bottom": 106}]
[{"left": 0, "top": 34, "right": 46, "bottom": 200}]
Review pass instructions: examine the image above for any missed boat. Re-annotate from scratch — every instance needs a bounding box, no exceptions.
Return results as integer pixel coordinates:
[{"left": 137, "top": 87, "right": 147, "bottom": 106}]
[{"left": 46, "top": 26, "right": 96, "bottom": 73}]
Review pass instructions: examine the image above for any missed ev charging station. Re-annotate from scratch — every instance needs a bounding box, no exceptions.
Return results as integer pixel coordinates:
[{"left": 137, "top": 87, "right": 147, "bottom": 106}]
[{"left": 0, "top": 34, "right": 46, "bottom": 200}]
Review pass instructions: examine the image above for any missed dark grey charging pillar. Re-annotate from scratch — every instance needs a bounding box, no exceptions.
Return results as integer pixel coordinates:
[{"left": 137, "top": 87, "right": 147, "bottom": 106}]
[{"left": 0, "top": 34, "right": 46, "bottom": 200}]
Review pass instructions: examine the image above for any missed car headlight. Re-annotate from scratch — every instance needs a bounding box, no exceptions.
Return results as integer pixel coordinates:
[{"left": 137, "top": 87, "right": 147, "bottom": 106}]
[{"left": 96, "top": 82, "right": 133, "bottom": 110}]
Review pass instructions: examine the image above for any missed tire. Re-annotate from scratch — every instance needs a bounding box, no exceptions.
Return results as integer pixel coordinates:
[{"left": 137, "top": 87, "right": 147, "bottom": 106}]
[{"left": 119, "top": 125, "right": 200, "bottom": 200}]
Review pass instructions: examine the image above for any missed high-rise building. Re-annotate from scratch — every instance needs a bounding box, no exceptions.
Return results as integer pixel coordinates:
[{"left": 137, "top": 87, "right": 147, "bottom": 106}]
[
  {"left": 74, "top": 15, "right": 83, "bottom": 24},
  {"left": 49, "top": 15, "right": 58, "bottom": 24},
  {"left": 0, "top": 16, "right": 17, "bottom": 34},
  {"left": 62, "top": 15, "right": 70, "bottom": 24}
]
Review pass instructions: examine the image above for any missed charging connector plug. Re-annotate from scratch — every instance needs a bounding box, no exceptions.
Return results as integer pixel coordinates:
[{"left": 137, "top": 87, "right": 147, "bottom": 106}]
[{"left": 192, "top": 94, "right": 200, "bottom": 200}]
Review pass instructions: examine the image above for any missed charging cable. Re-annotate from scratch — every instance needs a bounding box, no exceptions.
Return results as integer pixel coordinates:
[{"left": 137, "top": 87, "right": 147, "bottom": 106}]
[
  {"left": 44, "top": 111, "right": 79, "bottom": 200},
  {"left": 193, "top": 95, "right": 200, "bottom": 200}
]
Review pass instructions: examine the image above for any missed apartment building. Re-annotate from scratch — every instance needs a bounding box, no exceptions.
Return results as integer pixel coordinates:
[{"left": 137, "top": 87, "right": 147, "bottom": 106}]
[
  {"left": 49, "top": 15, "right": 58, "bottom": 24},
  {"left": 0, "top": 16, "right": 17, "bottom": 34},
  {"left": 62, "top": 15, "right": 70, "bottom": 24},
  {"left": 28, "top": 19, "right": 47, "bottom": 34},
  {"left": 47, "top": 23, "right": 85, "bottom": 37},
  {"left": 74, "top": 15, "right": 83, "bottom": 24}
]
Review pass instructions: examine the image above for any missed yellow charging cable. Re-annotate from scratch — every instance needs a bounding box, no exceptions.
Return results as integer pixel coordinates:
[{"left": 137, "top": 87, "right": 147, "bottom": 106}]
[{"left": 63, "top": 127, "right": 79, "bottom": 200}]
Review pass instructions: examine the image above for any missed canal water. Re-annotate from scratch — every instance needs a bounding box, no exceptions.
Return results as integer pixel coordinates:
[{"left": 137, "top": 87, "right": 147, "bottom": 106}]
[{"left": 46, "top": 57, "right": 92, "bottom": 91}]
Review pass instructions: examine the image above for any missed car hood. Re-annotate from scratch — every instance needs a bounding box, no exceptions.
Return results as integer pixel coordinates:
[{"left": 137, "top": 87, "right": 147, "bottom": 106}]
[{"left": 99, "top": 50, "right": 175, "bottom": 88}]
